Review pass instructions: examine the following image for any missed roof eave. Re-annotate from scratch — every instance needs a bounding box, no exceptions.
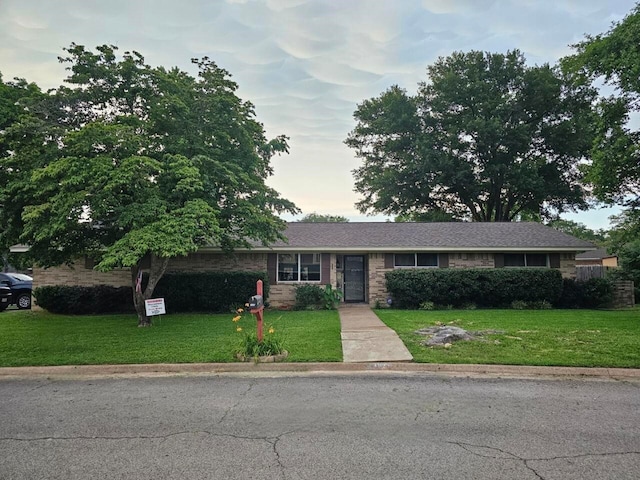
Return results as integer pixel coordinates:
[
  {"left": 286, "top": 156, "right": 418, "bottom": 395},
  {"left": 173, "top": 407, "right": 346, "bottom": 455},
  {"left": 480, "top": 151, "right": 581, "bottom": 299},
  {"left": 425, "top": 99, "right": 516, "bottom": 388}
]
[{"left": 198, "top": 246, "right": 596, "bottom": 253}]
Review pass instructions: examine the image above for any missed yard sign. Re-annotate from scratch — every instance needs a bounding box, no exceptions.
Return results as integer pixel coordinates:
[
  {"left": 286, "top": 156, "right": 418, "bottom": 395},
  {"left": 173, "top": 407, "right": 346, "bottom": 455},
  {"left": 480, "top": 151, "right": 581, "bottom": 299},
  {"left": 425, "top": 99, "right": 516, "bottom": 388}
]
[{"left": 144, "top": 298, "right": 166, "bottom": 316}]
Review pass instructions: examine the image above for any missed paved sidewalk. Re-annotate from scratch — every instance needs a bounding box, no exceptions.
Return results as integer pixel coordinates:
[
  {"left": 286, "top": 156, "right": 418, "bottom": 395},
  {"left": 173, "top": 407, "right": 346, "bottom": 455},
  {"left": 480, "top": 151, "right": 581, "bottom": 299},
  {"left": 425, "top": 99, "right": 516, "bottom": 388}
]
[{"left": 339, "top": 304, "right": 413, "bottom": 363}]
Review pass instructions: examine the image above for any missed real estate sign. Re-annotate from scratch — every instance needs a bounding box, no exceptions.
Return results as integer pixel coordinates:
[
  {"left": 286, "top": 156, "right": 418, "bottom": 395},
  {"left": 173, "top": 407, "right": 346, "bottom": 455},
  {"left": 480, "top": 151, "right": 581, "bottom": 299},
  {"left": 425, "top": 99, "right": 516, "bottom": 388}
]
[{"left": 144, "top": 298, "right": 166, "bottom": 316}]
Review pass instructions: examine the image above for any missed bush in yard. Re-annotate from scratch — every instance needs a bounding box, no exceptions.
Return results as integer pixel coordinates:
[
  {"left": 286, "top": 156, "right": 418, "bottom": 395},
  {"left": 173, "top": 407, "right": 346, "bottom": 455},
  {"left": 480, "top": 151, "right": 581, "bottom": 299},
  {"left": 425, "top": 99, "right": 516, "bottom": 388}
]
[
  {"left": 557, "top": 277, "right": 614, "bottom": 309},
  {"left": 34, "top": 272, "right": 269, "bottom": 314},
  {"left": 294, "top": 284, "right": 324, "bottom": 310},
  {"left": 580, "top": 277, "right": 614, "bottom": 308},
  {"left": 385, "top": 268, "right": 563, "bottom": 309},
  {"left": 34, "top": 285, "right": 134, "bottom": 314},
  {"left": 152, "top": 272, "right": 269, "bottom": 313}
]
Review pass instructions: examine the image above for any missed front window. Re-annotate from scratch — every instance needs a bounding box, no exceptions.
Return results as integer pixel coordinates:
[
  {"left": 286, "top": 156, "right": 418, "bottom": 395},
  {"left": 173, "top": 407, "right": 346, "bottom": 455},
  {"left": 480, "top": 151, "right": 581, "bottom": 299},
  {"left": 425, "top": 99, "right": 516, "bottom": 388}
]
[
  {"left": 394, "top": 253, "right": 438, "bottom": 268},
  {"left": 505, "top": 253, "right": 548, "bottom": 267},
  {"left": 278, "top": 253, "right": 321, "bottom": 282}
]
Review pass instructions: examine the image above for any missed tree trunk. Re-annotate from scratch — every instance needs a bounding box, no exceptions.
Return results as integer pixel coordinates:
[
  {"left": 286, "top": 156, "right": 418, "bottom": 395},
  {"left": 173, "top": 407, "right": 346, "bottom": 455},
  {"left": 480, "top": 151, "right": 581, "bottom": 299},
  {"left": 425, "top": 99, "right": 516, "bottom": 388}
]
[{"left": 131, "top": 254, "right": 169, "bottom": 327}]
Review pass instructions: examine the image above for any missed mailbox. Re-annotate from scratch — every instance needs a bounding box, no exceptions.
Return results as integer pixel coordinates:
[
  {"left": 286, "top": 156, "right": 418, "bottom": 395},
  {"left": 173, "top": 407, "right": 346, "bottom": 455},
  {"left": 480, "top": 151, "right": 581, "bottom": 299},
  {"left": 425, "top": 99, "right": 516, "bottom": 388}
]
[{"left": 249, "top": 295, "right": 263, "bottom": 309}]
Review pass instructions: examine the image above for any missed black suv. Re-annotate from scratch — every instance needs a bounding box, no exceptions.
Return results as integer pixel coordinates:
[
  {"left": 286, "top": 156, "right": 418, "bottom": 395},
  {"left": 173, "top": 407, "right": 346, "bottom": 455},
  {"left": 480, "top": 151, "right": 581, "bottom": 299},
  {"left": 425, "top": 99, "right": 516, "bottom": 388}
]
[
  {"left": 0, "top": 273, "right": 32, "bottom": 310},
  {"left": 0, "top": 285, "right": 10, "bottom": 311}
]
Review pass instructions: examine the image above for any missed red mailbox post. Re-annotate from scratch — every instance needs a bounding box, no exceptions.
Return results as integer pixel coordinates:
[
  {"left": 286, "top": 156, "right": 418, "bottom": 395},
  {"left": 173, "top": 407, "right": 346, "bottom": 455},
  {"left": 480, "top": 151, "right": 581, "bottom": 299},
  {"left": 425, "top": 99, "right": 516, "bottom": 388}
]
[{"left": 249, "top": 280, "right": 265, "bottom": 342}]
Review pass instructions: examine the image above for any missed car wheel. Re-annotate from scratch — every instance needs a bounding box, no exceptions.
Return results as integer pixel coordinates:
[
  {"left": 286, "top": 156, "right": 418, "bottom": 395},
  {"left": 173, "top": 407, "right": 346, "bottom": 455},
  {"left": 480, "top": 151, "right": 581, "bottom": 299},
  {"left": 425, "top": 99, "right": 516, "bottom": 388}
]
[
  {"left": 16, "top": 293, "right": 31, "bottom": 310},
  {"left": 0, "top": 304, "right": 7, "bottom": 312}
]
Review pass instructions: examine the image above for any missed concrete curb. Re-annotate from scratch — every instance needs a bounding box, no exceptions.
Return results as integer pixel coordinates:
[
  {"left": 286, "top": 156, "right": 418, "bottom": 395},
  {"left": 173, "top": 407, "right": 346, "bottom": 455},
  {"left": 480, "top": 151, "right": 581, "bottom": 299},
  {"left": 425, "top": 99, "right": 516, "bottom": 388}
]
[{"left": 1, "top": 362, "right": 639, "bottom": 381}]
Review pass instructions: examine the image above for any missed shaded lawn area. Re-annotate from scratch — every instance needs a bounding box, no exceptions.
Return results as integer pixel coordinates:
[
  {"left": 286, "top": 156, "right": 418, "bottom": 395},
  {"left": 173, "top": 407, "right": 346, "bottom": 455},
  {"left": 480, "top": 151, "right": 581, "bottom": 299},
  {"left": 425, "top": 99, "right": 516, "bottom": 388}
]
[
  {"left": 0, "top": 309, "right": 342, "bottom": 367},
  {"left": 376, "top": 308, "right": 640, "bottom": 368}
]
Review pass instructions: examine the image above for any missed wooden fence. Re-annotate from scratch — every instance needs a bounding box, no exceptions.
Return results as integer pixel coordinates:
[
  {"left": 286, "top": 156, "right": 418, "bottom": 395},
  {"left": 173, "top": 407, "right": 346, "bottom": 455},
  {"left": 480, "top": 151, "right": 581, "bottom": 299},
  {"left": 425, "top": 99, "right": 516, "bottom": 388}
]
[{"left": 576, "top": 265, "right": 613, "bottom": 281}]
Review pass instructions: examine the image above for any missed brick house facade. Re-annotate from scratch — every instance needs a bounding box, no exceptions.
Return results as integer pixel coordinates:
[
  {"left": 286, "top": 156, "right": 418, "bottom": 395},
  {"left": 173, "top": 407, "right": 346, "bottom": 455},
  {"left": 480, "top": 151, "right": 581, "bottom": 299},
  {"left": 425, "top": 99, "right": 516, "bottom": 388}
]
[{"left": 30, "top": 222, "right": 594, "bottom": 308}]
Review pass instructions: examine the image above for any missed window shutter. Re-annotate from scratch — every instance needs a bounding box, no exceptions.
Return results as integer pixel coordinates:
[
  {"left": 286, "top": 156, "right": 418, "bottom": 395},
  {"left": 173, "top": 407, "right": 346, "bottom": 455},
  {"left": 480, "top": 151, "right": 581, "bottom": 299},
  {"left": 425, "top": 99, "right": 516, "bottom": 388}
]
[
  {"left": 267, "top": 253, "right": 277, "bottom": 285},
  {"left": 549, "top": 253, "right": 560, "bottom": 269},
  {"left": 321, "top": 253, "right": 330, "bottom": 284},
  {"left": 494, "top": 253, "right": 504, "bottom": 268},
  {"left": 438, "top": 253, "right": 449, "bottom": 268},
  {"left": 384, "top": 253, "right": 394, "bottom": 268}
]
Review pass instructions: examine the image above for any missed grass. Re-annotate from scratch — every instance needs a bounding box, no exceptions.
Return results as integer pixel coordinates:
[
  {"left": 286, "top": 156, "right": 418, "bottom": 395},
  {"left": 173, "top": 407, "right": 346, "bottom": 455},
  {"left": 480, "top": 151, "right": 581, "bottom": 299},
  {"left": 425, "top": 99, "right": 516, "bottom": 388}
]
[
  {"left": 0, "top": 309, "right": 342, "bottom": 367},
  {"left": 376, "top": 308, "right": 640, "bottom": 368}
]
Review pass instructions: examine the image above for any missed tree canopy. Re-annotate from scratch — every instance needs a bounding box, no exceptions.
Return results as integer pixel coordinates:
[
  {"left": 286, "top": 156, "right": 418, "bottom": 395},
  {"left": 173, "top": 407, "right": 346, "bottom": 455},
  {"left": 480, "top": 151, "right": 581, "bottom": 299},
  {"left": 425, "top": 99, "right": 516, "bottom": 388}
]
[
  {"left": 0, "top": 44, "right": 297, "bottom": 325},
  {"left": 346, "top": 50, "right": 603, "bottom": 222},
  {"left": 297, "top": 212, "right": 349, "bottom": 223},
  {"left": 562, "top": 4, "right": 640, "bottom": 205},
  {"left": 547, "top": 219, "right": 607, "bottom": 245}
]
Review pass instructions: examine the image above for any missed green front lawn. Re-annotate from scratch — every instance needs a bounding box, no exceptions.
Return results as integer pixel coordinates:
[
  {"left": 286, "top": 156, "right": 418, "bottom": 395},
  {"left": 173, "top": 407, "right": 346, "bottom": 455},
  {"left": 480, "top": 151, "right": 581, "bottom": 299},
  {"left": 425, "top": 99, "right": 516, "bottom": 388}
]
[
  {"left": 376, "top": 308, "right": 640, "bottom": 367},
  {"left": 0, "top": 309, "right": 343, "bottom": 367}
]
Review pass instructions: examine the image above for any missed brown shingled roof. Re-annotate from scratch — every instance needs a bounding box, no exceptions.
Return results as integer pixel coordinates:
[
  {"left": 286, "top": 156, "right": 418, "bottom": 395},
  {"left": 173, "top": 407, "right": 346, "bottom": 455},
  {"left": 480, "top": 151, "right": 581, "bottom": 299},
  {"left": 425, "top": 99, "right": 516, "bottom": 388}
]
[{"left": 245, "top": 222, "right": 597, "bottom": 251}]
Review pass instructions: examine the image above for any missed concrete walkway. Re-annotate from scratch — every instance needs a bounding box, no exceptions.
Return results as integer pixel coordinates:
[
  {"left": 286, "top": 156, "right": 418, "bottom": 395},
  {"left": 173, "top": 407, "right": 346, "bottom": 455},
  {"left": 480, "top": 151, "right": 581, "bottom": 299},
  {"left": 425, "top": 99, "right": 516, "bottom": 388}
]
[{"left": 339, "top": 304, "right": 413, "bottom": 363}]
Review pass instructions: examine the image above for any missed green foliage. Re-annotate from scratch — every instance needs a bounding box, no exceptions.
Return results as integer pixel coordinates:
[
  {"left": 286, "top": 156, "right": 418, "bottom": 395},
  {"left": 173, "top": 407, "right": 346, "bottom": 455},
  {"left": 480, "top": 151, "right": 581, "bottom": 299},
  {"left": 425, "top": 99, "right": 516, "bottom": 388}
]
[
  {"left": 323, "top": 284, "right": 343, "bottom": 310},
  {"left": 34, "top": 285, "right": 134, "bottom": 315},
  {"left": 419, "top": 301, "right": 435, "bottom": 310},
  {"left": 607, "top": 208, "right": 640, "bottom": 253},
  {"left": 0, "top": 44, "right": 297, "bottom": 325},
  {"left": 547, "top": 218, "right": 607, "bottom": 245},
  {"left": 298, "top": 212, "right": 349, "bottom": 223},
  {"left": 395, "top": 211, "right": 459, "bottom": 222},
  {"left": 511, "top": 300, "right": 529, "bottom": 310},
  {"left": 232, "top": 307, "right": 286, "bottom": 359},
  {"left": 562, "top": 5, "right": 640, "bottom": 203},
  {"left": 34, "top": 272, "right": 268, "bottom": 314},
  {"left": 294, "top": 284, "right": 325, "bottom": 310},
  {"left": 346, "top": 50, "right": 598, "bottom": 221},
  {"left": 581, "top": 278, "right": 614, "bottom": 309},
  {"left": 557, "top": 278, "right": 614, "bottom": 309},
  {"left": 385, "top": 268, "right": 564, "bottom": 309},
  {"left": 153, "top": 271, "right": 269, "bottom": 312},
  {"left": 236, "top": 331, "right": 286, "bottom": 359}
]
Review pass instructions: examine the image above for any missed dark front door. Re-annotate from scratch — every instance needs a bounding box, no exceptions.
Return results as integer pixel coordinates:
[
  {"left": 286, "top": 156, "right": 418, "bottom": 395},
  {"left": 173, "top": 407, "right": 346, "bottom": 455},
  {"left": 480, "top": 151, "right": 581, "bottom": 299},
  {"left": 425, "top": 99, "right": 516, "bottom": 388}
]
[{"left": 344, "top": 255, "right": 365, "bottom": 302}]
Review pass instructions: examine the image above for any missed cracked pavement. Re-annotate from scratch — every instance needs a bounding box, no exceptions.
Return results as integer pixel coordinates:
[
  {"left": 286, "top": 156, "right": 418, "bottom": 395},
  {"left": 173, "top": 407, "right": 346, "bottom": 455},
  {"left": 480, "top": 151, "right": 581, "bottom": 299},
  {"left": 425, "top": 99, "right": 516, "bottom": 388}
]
[{"left": 1, "top": 374, "right": 639, "bottom": 479}]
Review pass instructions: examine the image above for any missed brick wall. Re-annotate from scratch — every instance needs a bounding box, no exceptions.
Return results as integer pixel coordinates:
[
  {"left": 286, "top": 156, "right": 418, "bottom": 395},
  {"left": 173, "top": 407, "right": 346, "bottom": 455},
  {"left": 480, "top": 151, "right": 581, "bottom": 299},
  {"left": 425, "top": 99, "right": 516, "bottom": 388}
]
[
  {"left": 33, "top": 261, "right": 131, "bottom": 289},
  {"left": 167, "top": 252, "right": 267, "bottom": 273},
  {"left": 559, "top": 253, "right": 576, "bottom": 278},
  {"left": 367, "top": 253, "right": 391, "bottom": 307},
  {"left": 268, "top": 285, "right": 297, "bottom": 308},
  {"left": 447, "top": 252, "right": 494, "bottom": 268},
  {"left": 33, "top": 253, "right": 267, "bottom": 290},
  {"left": 612, "top": 280, "right": 635, "bottom": 309}
]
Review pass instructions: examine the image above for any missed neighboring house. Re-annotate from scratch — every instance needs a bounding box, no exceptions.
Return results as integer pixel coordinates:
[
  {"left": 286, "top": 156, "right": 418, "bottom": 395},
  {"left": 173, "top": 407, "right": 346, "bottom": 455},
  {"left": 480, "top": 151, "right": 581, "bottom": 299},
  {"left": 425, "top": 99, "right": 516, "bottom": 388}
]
[
  {"left": 25, "top": 222, "right": 595, "bottom": 308},
  {"left": 575, "top": 248, "right": 618, "bottom": 267}
]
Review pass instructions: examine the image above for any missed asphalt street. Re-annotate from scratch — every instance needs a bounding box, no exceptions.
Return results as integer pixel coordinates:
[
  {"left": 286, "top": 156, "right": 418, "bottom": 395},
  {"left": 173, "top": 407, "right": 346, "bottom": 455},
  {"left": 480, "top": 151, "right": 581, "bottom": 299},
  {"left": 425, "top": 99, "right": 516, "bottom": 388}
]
[{"left": 1, "top": 373, "right": 639, "bottom": 479}]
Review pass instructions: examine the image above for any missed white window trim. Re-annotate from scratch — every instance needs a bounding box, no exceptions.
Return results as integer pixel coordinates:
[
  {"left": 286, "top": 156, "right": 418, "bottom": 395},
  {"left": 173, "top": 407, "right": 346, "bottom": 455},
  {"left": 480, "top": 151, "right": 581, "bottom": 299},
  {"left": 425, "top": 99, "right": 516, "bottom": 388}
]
[
  {"left": 393, "top": 253, "right": 439, "bottom": 269},
  {"left": 504, "top": 253, "right": 550, "bottom": 268},
  {"left": 277, "top": 253, "right": 322, "bottom": 283}
]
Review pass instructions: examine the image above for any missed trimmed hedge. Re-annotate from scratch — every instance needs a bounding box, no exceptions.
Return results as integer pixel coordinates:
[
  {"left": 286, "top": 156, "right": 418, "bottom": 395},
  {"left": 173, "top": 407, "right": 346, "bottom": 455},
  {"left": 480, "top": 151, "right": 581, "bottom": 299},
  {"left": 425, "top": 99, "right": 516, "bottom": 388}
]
[
  {"left": 294, "top": 284, "right": 325, "bottom": 310},
  {"left": 152, "top": 271, "right": 269, "bottom": 313},
  {"left": 33, "top": 285, "right": 135, "bottom": 315},
  {"left": 556, "top": 277, "right": 614, "bottom": 309},
  {"left": 385, "top": 268, "right": 564, "bottom": 309},
  {"left": 34, "top": 271, "right": 269, "bottom": 315}
]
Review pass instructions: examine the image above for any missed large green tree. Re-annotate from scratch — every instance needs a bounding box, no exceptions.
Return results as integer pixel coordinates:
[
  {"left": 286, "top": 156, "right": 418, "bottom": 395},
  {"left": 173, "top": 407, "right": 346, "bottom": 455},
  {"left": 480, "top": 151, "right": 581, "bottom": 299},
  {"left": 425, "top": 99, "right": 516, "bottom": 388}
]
[
  {"left": 562, "top": 4, "right": 640, "bottom": 204},
  {"left": 0, "top": 74, "right": 43, "bottom": 253},
  {"left": 0, "top": 44, "right": 297, "bottom": 326},
  {"left": 547, "top": 219, "right": 607, "bottom": 245},
  {"left": 297, "top": 212, "right": 349, "bottom": 223},
  {"left": 346, "top": 50, "right": 602, "bottom": 222}
]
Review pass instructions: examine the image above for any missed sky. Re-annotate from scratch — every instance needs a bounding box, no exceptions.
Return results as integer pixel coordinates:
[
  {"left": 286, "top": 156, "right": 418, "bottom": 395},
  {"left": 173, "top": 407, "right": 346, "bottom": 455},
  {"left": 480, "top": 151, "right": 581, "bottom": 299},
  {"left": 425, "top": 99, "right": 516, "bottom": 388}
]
[{"left": 0, "top": 0, "right": 636, "bottom": 229}]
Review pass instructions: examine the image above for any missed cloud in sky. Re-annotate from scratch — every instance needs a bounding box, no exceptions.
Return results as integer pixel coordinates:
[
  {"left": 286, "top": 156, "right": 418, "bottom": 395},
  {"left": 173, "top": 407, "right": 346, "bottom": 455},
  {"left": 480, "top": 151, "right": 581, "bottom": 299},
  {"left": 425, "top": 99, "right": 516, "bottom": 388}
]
[{"left": 0, "top": 0, "right": 634, "bottom": 228}]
